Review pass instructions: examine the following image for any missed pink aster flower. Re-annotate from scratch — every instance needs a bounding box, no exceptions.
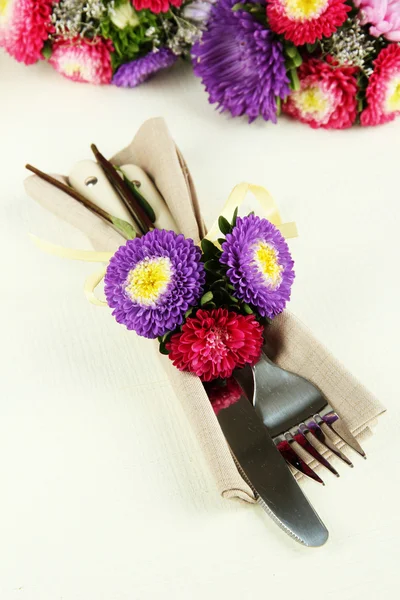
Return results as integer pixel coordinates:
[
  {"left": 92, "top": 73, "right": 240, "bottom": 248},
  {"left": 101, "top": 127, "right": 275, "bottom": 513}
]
[
  {"left": 283, "top": 58, "right": 359, "bottom": 129},
  {"left": 49, "top": 37, "right": 113, "bottom": 85},
  {"left": 132, "top": 0, "right": 182, "bottom": 13},
  {"left": 267, "top": 0, "right": 350, "bottom": 46},
  {"left": 354, "top": 0, "right": 400, "bottom": 42},
  {"left": 361, "top": 44, "right": 400, "bottom": 126},
  {"left": 167, "top": 308, "right": 264, "bottom": 382},
  {"left": 0, "top": 0, "right": 55, "bottom": 65}
]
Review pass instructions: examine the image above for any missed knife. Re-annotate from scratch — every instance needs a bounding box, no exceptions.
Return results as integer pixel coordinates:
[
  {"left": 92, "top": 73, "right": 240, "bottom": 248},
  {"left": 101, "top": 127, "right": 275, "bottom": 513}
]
[{"left": 209, "top": 380, "right": 329, "bottom": 547}]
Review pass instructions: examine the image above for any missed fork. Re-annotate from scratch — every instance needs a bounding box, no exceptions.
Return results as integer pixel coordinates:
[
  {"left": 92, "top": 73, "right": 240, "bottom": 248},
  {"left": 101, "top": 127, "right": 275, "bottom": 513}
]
[{"left": 235, "top": 352, "right": 366, "bottom": 485}]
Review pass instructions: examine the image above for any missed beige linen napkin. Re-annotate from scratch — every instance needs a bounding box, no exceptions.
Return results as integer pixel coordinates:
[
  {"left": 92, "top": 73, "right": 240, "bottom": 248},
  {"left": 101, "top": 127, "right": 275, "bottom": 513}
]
[{"left": 25, "top": 117, "right": 385, "bottom": 503}]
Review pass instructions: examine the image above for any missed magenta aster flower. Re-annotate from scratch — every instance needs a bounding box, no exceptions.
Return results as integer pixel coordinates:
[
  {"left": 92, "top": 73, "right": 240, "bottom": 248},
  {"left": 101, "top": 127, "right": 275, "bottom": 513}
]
[
  {"left": 48, "top": 37, "right": 113, "bottom": 85},
  {"left": 267, "top": 0, "right": 350, "bottom": 46},
  {"left": 0, "top": 0, "right": 55, "bottom": 65},
  {"left": 133, "top": 0, "right": 182, "bottom": 13},
  {"left": 361, "top": 44, "right": 400, "bottom": 126},
  {"left": 112, "top": 48, "right": 177, "bottom": 88},
  {"left": 104, "top": 230, "right": 205, "bottom": 339},
  {"left": 283, "top": 58, "right": 359, "bottom": 129},
  {"left": 354, "top": 0, "right": 400, "bottom": 42},
  {"left": 167, "top": 309, "right": 264, "bottom": 381},
  {"left": 192, "top": 0, "right": 289, "bottom": 123},
  {"left": 220, "top": 215, "right": 295, "bottom": 319}
]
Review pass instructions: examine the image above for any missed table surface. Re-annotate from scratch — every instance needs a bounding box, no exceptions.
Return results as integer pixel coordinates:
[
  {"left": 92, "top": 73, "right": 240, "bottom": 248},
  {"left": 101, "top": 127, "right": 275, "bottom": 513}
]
[{"left": 1, "top": 51, "right": 399, "bottom": 600}]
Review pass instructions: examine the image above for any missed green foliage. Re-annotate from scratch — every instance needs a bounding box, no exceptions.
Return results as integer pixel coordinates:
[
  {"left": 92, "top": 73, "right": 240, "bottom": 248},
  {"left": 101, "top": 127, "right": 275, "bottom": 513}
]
[
  {"left": 110, "top": 216, "right": 137, "bottom": 239},
  {"left": 100, "top": 9, "right": 160, "bottom": 70},
  {"left": 283, "top": 42, "right": 302, "bottom": 92},
  {"left": 122, "top": 174, "right": 156, "bottom": 223},
  {"left": 200, "top": 291, "right": 214, "bottom": 306},
  {"left": 218, "top": 215, "right": 232, "bottom": 236}
]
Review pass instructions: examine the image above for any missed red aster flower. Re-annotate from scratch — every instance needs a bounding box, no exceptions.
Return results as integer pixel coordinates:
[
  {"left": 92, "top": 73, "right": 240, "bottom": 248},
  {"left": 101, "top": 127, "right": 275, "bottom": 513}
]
[
  {"left": 283, "top": 58, "right": 359, "bottom": 129},
  {"left": 361, "top": 44, "right": 400, "bottom": 126},
  {"left": 267, "top": 0, "right": 350, "bottom": 46},
  {"left": 132, "top": 0, "right": 182, "bottom": 14},
  {"left": 166, "top": 308, "right": 264, "bottom": 382},
  {"left": 205, "top": 378, "right": 243, "bottom": 415}
]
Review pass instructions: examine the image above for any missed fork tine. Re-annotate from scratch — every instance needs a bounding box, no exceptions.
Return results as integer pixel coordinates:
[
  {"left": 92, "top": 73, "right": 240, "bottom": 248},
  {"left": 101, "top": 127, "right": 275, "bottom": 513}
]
[
  {"left": 307, "top": 418, "right": 354, "bottom": 467},
  {"left": 275, "top": 437, "right": 325, "bottom": 485},
  {"left": 322, "top": 410, "right": 366, "bottom": 459},
  {"left": 295, "top": 425, "right": 340, "bottom": 477}
]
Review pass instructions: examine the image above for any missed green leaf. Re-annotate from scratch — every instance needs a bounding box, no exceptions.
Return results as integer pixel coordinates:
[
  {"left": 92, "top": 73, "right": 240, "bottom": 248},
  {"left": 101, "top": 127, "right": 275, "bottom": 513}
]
[
  {"left": 288, "top": 69, "right": 300, "bottom": 91},
  {"left": 210, "top": 278, "right": 226, "bottom": 289},
  {"left": 184, "top": 308, "right": 194, "bottom": 319},
  {"left": 204, "top": 259, "right": 221, "bottom": 274},
  {"left": 201, "top": 238, "right": 220, "bottom": 258},
  {"left": 306, "top": 42, "right": 318, "bottom": 54},
  {"left": 243, "top": 303, "right": 254, "bottom": 314},
  {"left": 228, "top": 294, "right": 239, "bottom": 304},
  {"left": 41, "top": 42, "right": 52, "bottom": 60},
  {"left": 218, "top": 215, "right": 232, "bottom": 236},
  {"left": 159, "top": 342, "right": 169, "bottom": 356},
  {"left": 111, "top": 216, "right": 137, "bottom": 240},
  {"left": 292, "top": 54, "right": 303, "bottom": 68},
  {"left": 286, "top": 45, "right": 297, "bottom": 59},
  {"left": 200, "top": 291, "right": 214, "bottom": 306},
  {"left": 231, "top": 207, "right": 238, "bottom": 227},
  {"left": 217, "top": 238, "right": 226, "bottom": 246},
  {"left": 123, "top": 175, "right": 156, "bottom": 223},
  {"left": 276, "top": 96, "right": 282, "bottom": 117}
]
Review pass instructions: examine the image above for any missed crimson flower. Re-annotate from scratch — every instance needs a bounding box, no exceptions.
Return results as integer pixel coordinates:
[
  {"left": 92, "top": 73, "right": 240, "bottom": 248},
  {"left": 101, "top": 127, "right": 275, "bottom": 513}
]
[
  {"left": 166, "top": 308, "right": 264, "bottom": 382},
  {"left": 132, "top": 0, "right": 182, "bottom": 13},
  {"left": 267, "top": 0, "right": 350, "bottom": 46}
]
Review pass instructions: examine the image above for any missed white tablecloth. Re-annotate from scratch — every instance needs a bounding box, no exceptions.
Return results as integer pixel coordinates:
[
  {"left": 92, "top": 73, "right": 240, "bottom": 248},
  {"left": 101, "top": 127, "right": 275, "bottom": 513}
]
[{"left": 1, "top": 51, "right": 399, "bottom": 600}]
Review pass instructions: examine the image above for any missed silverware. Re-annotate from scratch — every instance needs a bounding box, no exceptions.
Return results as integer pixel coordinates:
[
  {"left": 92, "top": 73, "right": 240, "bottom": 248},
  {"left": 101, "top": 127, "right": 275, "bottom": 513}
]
[
  {"left": 209, "top": 381, "right": 329, "bottom": 547},
  {"left": 236, "top": 352, "right": 366, "bottom": 484}
]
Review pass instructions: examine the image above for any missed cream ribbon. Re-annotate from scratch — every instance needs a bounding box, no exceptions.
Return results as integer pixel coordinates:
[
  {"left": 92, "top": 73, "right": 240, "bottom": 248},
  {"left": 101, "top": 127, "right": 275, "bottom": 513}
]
[
  {"left": 29, "top": 235, "right": 112, "bottom": 307},
  {"left": 205, "top": 182, "right": 298, "bottom": 242},
  {"left": 30, "top": 183, "right": 297, "bottom": 306}
]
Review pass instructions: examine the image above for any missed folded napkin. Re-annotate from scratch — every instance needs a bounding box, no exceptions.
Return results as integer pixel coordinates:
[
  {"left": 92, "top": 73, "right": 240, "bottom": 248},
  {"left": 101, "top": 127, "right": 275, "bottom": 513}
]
[{"left": 25, "top": 117, "right": 385, "bottom": 503}]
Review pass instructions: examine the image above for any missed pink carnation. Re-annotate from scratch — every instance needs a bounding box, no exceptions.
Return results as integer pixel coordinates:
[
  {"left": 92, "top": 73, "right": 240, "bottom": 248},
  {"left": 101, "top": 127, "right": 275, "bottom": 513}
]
[
  {"left": 133, "top": 0, "right": 182, "bottom": 13},
  {"left": 267, "top": 0, "right": 350, "bottom": 46},
  {"left": 49, "top": 37, "right": 113, "bottom": 85},
  {"left": 354, "top": 0, "right": 400, "bottom": 41},
  {"left": 0, "top": 0, "right": 55, "bottom": 65},
  {"left": 361, "top": 44, "right": 400, "bottom": 126},
  {"left": 283, "top": 58, "right": 359, "bottom": 129}
]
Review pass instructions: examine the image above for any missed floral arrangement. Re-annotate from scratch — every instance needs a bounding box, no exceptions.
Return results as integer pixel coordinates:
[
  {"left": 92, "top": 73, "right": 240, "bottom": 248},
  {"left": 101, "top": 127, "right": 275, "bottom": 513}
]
[
  {"left": 105, "top": 212, "right": 294, "bottom": 382},
  {"left": 3, "top": 1, "right": 399, "bottom": 129}
]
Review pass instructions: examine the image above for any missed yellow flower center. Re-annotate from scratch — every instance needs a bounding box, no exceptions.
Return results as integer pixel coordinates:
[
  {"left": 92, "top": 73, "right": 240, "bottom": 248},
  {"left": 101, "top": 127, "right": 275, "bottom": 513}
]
[
  {"left": 386, "top": 78, "right": 400, "bottom": 113},
  {"left": 64, "top": 62, "right": 83, "bottom": 77},
  {"left": 125, "top": 257, "right": 172, "bottom": 306},
  {"left": 294, "top": 85, "right": 330, "bottom": 117},
  {"left": 0, "top": 0, "right": 10, "bottom": 17},
  {"left": 254, "top": 242, "right": 282, "bottom": 288},
  {"left": 284, "top": 0, "right": 329, "bottom": 20}
]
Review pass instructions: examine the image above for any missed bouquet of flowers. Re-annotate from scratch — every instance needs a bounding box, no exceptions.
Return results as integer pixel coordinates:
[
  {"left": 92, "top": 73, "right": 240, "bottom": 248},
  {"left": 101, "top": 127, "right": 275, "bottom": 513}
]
[
  {"left": 1, "top": 0, "right": 400, "bottom": 128},
  {"left": 24, "top": 118, "right": 384, "bottom": 542}
]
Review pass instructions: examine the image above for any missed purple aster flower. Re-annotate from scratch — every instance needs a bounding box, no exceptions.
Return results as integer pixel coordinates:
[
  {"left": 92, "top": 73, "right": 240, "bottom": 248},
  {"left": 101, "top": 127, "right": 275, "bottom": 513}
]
[
  {"left": 112, "top": 48, "right": 177, "bottom": 88},
  {"left": 191, "top": 0, "right": 290, "bottom": 123},
  {"left": 104, "top": 230, "right": 205, "bottom": 338},
  {"left": 220, "top": 215, "right": 295, "bottom": 318}
]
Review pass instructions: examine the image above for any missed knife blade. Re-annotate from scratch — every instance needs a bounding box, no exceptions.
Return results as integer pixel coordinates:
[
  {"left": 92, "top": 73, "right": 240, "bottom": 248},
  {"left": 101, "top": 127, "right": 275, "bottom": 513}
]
[{"left": 213, "top": 386, "right": 329, "bottom": 547}]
